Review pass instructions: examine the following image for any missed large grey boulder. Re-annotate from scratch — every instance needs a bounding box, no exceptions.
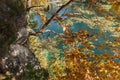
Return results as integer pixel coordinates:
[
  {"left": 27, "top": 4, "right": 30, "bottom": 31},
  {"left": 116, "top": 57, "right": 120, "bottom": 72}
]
[
  {"left": 1, "top": 44, "right": 49, "bottom": 80},
  {"left": 2, "top": 44, "right": 40, "bottom": 76}
]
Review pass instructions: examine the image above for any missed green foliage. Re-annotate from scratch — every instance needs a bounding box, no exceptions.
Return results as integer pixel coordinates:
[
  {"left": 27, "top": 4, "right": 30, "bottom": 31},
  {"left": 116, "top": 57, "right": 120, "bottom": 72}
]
[
  {"left": 28, "top": 12, "right": 39, "bottom": 29},
  {"left": 2, "top": 75, "right": 13, "bottom": 80},
  {"left": 19, "top": 63, "right": 49, "bottom": 80},
  {"left": 1, "top": 64, "right": 49, "bottom": 80},
  {"left": 6, "top": 0, "right": 25, "bottom": 16}
]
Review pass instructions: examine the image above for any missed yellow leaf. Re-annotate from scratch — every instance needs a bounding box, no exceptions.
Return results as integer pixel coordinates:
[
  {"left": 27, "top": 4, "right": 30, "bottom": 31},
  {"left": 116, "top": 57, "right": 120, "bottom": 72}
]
[
  {"left": 111, "top": 1, "right": 120, "bottom": 14},
  {"left": 115, "top": 27, "right": 120, "bottom": 32},
  {"left": 41, "top": 15, "right": 47, "bottom": 23}
]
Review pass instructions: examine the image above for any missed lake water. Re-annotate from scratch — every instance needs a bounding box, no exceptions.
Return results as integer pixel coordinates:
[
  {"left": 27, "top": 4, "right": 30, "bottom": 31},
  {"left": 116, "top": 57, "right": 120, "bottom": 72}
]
[{"left": 32, "top": 3, "right": 120, "bottom": 62}]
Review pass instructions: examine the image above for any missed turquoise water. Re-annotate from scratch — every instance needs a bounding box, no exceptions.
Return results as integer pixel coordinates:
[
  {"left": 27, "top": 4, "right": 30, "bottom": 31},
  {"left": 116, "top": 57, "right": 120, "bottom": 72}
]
[{"left": 32, "top": 5, "right": 120, "bottom": 62}]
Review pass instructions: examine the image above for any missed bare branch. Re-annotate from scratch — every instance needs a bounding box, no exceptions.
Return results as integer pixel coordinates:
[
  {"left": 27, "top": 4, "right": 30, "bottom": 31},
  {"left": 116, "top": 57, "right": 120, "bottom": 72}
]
[
  {"left": 30, "top": 29, "right": 64, "bottom": 38},
  {"left": 26, "top": 0, "right": 43, "bottom": 11},
  {"left": 36, "top": 0, "right": 74, "bottom": 34},
  {"left": 26, "top": 6, "right": 43, "bottom": 11}
]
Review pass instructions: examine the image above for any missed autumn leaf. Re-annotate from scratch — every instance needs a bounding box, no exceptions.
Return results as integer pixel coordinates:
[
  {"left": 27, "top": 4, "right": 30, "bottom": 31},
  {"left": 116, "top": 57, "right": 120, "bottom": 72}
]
[{"left": 111, "top": 1, "right": 120, "bottom": 14}]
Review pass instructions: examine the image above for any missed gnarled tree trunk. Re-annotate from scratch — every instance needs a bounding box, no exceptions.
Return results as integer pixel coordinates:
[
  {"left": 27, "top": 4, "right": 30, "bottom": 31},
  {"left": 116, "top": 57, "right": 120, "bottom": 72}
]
[{"left": 0, "top": 0, "right": 48, "bottom": 79}]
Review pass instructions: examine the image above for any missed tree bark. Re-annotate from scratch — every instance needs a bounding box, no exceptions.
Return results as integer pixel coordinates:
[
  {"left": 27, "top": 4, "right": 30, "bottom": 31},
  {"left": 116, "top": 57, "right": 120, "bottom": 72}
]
[
  {"left": 0, "top": 0, "right": 48, "bottom": 79},
  {"left": 0, "top": 0, "right": 26, "bottom": 57}
]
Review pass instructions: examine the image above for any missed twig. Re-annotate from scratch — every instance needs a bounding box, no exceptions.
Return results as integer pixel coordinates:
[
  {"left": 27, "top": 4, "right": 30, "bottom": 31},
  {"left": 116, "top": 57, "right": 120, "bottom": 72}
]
[
  {"left": 26, "top": 6, "right": 43, "bottom": 11},
  {"left": 36, "top": 0, "right": 74, "bottom": 34},
  {"left": 30, "top": 29, "right": 64, "bottom": 38}
]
